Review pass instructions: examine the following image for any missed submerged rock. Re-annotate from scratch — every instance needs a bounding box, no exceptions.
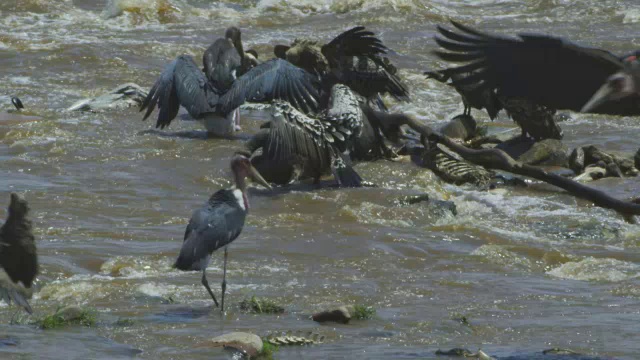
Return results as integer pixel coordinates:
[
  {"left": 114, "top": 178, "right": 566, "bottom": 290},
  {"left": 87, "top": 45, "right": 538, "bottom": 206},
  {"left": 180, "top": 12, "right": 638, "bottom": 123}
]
[
  {"left": 210, "top": 332, "right": 263, "bottom": 358},
  {"left": 66, "top": 83, "right": 148, "bottom": 112}
]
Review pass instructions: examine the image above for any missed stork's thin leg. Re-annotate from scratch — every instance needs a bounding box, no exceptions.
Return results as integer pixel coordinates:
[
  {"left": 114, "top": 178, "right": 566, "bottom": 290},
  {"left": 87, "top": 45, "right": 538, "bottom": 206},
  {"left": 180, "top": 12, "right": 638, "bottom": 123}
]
[
  {"left": 234, "top": 108, "right": 241, "bottom": 132},
  {"left": 221, "top": 246, "right": 229, "bottom": 312},
  {"left": 201, "top": 269, "right": 219, "bottom": 307}
]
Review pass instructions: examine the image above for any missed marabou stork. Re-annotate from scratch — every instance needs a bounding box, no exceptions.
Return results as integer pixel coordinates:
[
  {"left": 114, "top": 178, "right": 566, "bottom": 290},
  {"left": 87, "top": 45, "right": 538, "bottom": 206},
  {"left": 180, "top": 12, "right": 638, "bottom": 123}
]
[
  {"left": 173, "top": 152, "right": 271, "bottom": 311},
  {"left": 0, "top": 193, "right": 38, "bottom": 314},
  {"left": 141, "top": 27, "right": 320, "bottom": 136},
  {"left": 430, "top": 21, "right": 640, "bottom": 140}
]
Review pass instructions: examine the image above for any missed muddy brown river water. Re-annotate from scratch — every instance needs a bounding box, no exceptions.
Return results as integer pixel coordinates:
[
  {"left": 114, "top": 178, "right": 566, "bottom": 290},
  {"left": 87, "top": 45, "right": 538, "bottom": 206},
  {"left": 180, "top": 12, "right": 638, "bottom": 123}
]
[{"left": 0, "top": 0, "right": 639, "bottom": 359}]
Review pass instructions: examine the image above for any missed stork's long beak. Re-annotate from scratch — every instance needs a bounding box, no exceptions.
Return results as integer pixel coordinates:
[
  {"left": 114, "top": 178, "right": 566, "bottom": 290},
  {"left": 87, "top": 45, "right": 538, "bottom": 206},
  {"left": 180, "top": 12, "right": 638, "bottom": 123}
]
[
  {"left": 581, "top": 82, "right": 616, "bottom": 113},
  {"left": 248, "top": 165, "right": 272, "bottom": 190},
  {"left": 582, "top": 72, "right": 636, "bottom": 113}
]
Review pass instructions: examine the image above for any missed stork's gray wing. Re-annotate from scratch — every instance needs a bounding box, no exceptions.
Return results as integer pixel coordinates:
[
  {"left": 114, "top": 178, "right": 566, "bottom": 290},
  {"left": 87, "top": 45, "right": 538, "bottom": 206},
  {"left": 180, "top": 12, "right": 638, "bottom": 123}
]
[
  {"left": 433, "top": 20, "right": 638, "bottom": 114},
  {"left": 203, "top": 38, "right": 241, "bottom": 92},
  {"left": 140, "top": 55, "right": 219, "bottom": 129},
  {"left": 218, "top": 58, "right": 321, "bottom": 115}
]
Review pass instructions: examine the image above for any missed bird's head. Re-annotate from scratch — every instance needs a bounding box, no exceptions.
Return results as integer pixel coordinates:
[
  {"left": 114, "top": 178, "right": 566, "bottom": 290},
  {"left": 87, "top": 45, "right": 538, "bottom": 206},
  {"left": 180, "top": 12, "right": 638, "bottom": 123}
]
[
  {"left": 225, "top": 26, "right": 243, "bottom": 54},
  {"left": 8, "top": 193, "right": 29, "bottom": 218},
  {"left": 582, "top": 60, "right": 639, "bottom": 113},
  {"left": 278, "top": 39, "right": 329, "bottom": 76},
  {"left": 231, "top": 151, "right": 272, "bottom": 191}
]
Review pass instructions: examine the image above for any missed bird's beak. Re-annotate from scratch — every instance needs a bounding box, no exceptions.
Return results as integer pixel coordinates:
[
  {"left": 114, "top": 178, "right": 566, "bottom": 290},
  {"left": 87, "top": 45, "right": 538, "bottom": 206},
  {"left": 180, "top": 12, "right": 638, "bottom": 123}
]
[
  {"left": 581, "top": 82, "right": 615, "bottom": 113},
  {"left": 581, "top": 72, "right": 635, "bottom": 113},
  {"left": 248, "top": 165, "right": 272, "bottom": 190}
]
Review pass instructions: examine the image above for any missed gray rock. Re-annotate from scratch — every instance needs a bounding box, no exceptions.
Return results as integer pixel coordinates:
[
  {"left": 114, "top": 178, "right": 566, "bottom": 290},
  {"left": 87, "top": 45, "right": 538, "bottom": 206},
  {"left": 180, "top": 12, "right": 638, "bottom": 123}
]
[
  {"left": 210, "top": 332, "right": 263, "bottom": 357},
  {"left": 312, "top": 305, "right": 353, "bottom": 324},
  {"left": 605, "top": 162, "right": 623, "bottom": 178},
  {"left": 568, "top": 147, "right": 585, "bottom": 175},
  {"left": 66, "top": 83, "right": 148, "bottom": 112},
  {"left": 439, "top": 114, "right": 477, "bottom": 141},
  {"left": 516, "top": 139, "right": 568, "bottom": 166}
]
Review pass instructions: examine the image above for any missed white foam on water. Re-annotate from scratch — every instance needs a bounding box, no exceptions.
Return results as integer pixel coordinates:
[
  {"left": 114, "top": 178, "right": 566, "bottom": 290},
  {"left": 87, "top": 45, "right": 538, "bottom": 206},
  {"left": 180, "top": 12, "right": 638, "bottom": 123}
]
[{"left": 547, "top": 257, "right": 640, "bottom": 282}]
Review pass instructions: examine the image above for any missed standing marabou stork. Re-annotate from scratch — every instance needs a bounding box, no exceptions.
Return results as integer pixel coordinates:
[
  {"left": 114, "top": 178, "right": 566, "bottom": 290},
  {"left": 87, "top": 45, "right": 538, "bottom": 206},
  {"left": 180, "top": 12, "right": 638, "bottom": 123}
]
[
  {"left": 174, "top": 152, "right": 271, "bottom": 311},
  {"left": 0, "top": 193, "right": 38, "bottom": 314},
  {"left": 430, "top": 20, "right": 640, "bottom": 140},
  {"left": 141, "top": 27, "right": 320, "bottom": 137}
]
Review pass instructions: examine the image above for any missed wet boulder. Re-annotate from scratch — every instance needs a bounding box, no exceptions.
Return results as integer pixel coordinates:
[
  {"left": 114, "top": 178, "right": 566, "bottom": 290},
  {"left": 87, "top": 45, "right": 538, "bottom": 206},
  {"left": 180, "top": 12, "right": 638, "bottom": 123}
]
[
  {"left": 572, "top": 145, "right": 638, "bottom": 178},
  {"left": 66, "top": 83, "right": 148, "bottom": 112},
  {"left": 569, "top": 147, "right": 585, "bottom": 174},
  {"left": 438, "top": 114, "right": 477, "bottom": 141},
  {"left": 210, "top": 332, "right": 263, "bottom": 358},
  {"left": 312, "top": 305, "right": 353, "bottom": 324},
  {"left": 515, "top": 139, "right": 568, "bottom": 167}
]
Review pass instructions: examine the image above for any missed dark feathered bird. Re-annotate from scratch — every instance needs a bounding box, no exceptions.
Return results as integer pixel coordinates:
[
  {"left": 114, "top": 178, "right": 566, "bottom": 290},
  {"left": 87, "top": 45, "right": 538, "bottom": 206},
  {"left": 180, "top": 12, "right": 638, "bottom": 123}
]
[
  {"left": 246, "top": 84, "right": 364, "bottom": 187},
  {"left": 274, "top": 26, "right": 410, "bottom": 108},
  {"left": 0, "top": 193, "right": 38, "bottom": 314},
  {"left": 431, "top": 21, "right": 640, "bottom": 139},
  {"left": 11, "top": 97, "right": 24, "bottom": 111},
  {"left": 424, "top": 69, "right": 501, "bottom": 120},
  {"left": 174, "top": 152, "right": 271, "bottom": 311},
  {"left": 141, "top": 27, "right": 321, "bottom": 136}
]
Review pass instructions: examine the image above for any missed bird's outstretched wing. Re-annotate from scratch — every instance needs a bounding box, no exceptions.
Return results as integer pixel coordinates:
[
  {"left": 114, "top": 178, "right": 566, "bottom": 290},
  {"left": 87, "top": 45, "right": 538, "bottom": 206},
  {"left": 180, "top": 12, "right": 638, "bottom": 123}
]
[
  {"left": 140, "top": 55, "right": 219, "bottom": 129},
  {"left": 336, "top": 55, "right": 410, "bottom": 102},
  {"left": 218, "top": 58, "right": 321, "bottom": 115},
  {"left": 322, "top": 26, "right": 388, "bottom": 63},
  {"left": 433, "top": 20, "right": 635, "bottom": 114}
]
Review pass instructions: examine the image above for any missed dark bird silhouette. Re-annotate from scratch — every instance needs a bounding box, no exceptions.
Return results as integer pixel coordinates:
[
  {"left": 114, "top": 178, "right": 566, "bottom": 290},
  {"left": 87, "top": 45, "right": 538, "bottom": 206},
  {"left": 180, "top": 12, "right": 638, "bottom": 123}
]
[
  {"left": 431, "top": 21, "right": 640, "bottom": 139},
  {"left": 141, "top": 27, "right": 320, "bottom": 136},
  {"left": 424, "top": 69, "right": 501, "bottom": 120},
  {"left": 274, "top": 26, "right": 410, "bottom": 109},
  {"left": 247, "top": 84, "right": 365, "bottom": 187},
  {"left": 174, "top": 152, "right": 271, "bottom": 311},
  {"left": 11, "top": 97, "right": 24, "bottom": 111},
  {"left": 0, "top": 193, "right": 38, "bottom": 314}
]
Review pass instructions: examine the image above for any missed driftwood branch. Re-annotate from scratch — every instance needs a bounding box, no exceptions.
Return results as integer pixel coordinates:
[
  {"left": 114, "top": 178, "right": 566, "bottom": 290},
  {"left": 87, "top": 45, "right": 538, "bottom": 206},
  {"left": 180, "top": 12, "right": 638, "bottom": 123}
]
[{"left": 376, "top": 112, "right": 640, "bottom": 219}]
